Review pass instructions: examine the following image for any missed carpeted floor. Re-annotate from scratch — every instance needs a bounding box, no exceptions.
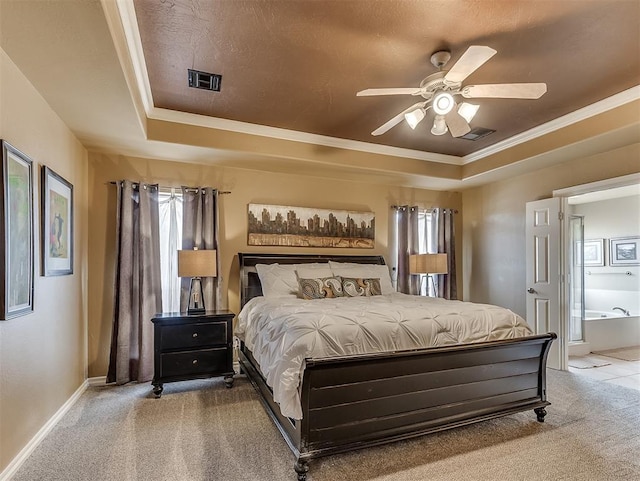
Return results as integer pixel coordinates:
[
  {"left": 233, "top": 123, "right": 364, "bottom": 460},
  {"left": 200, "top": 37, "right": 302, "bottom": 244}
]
[{"left": 11, "top": 369, "right": 640, "bottom": 481}]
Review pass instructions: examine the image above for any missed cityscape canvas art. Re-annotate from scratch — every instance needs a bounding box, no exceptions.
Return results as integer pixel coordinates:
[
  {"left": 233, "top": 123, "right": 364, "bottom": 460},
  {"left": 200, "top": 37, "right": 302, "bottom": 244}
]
[{"left": 248, "top": 204, "right": 375, "bottom": 248}]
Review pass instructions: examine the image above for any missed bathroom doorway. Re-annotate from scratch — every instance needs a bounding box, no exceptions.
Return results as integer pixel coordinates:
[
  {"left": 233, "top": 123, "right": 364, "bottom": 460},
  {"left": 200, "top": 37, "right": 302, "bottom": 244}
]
[{"left": 556, "top": 175, "right": 640, "bottom": 391}]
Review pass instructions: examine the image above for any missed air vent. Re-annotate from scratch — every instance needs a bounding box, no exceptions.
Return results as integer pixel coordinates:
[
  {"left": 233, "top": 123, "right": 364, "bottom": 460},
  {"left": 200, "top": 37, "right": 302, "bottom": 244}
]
[
  {"left": 460, "top": 127, "right": 495, "bottom": 141},
  {"left": 188, "top": 69, "right": 222, "bottom": 91}
]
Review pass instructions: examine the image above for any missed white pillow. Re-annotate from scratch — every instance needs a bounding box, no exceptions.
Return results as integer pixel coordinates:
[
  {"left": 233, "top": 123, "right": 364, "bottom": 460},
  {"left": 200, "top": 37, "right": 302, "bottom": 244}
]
[
  {"left": 328, "top": 261, "right": 395, "bottom": 295},
  {"left": 255, "top": 263, "right": 332, "bottom": 298},
  {"left": 295, "top": 264, "right": 333, "bottom": 279},
  {"left": 255, "top": 264, "right": 298, "bottom": 298}
]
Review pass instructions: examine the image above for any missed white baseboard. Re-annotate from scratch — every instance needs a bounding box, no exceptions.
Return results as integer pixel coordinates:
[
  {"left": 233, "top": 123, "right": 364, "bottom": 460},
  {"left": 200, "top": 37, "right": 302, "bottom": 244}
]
[
  {"left": 0, "top": 380, "right": 89, "bottom": 481},
  {"left": 87, "top": 376, "right": 108, "bottom": 386},
  {"left": 568, "top": 341, "right": 592, "bottom": 357}
]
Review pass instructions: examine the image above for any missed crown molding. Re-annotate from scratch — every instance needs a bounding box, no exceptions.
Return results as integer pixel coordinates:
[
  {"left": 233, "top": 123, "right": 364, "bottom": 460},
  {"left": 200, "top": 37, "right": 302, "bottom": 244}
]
[
  {"left": 462, "top": 86, "right": 640, "bottom": 164},
  {"left": 149, "top": 107, "right": 462, "bottom": 164}
]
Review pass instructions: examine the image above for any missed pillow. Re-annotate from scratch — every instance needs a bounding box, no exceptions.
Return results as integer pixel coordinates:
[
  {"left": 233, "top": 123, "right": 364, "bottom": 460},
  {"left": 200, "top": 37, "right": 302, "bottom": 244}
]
[
  {"left": 255, "top": 263, "right": 332, "bottom": 298},
  {"left": 295, "top": 264, "right": 333, "bottom": 279},
  {"left": 255, "top": 264, "right": 299, "bottom": 298},
  {"left": 298, "top": 276, "right": 344, "bottom": 300},
  {"left": 342, "top": 277, "right": 382, "bottom": 297},
  {"left": 329, "top": 261, "right": 394, "bottom": 295}
]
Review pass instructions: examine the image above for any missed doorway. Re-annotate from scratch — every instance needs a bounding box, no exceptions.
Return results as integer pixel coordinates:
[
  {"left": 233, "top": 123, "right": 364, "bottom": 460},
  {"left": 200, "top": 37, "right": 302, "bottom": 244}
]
[{"left": 554, "top": 174, "right": 640, "bottom": 391}]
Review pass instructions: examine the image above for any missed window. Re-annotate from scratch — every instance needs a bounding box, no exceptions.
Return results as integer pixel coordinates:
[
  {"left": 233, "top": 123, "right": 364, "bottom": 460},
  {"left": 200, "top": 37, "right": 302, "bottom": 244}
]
[
  {"left": 418, "top": 210, "right": 437, "bottom": 296},
  {"left": 158, "top": 188, "right": 183, "bottom": 312}
]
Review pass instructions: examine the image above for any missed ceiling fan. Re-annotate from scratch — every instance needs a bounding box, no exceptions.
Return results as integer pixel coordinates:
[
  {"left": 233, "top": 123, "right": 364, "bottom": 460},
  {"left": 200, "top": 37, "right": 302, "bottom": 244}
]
[{"left": 357, "top": 45, "right": 547, "bottom": 138}]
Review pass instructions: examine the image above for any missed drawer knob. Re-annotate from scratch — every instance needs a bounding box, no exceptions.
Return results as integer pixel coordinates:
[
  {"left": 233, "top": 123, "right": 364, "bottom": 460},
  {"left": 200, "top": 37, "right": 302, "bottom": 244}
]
[
  {"left": 192, "top": 359, "right": 198, "bottom": 365},
  {"left": 192, "top": 333, "right": 198, "bottom": 338}
]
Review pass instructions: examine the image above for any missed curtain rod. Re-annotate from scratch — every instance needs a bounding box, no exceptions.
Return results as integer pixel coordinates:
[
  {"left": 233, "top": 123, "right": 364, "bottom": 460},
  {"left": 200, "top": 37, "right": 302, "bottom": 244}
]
[
  {"left": 107, "top": 181, "right": 230, "bottom": 194},
  {"left": 391, "top": 205, "right": 458, "bottom": 214}
]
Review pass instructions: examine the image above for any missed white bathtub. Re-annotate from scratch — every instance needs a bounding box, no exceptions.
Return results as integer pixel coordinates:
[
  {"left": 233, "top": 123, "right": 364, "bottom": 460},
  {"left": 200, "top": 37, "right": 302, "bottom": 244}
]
[
  {"left": 584, "top": 309, "right": 627, "bottom": 320},
  {"left": 571, "top": 313, "right": 640, "bottom": 353},
  {"left": 571, "top": 309, "right": 632, "bottom": 320}
]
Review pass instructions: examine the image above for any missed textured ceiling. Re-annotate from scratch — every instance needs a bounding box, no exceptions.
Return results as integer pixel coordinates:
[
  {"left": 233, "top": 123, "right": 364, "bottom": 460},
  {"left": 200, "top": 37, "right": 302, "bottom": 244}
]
[{"left": 134, "top": 0, "right": 640, "bottom": 157}]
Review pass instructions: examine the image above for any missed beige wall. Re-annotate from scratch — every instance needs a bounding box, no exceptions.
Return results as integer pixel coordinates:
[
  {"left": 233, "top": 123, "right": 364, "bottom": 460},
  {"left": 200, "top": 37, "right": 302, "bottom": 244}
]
[
  {"left": 462, "top": 142, "right": 640, "bottom": 319},
  {"left": 0, "top": 49, "right": 88, "bottom": 473},
  {"left": 87, "top": 153, "right": 462, "bottom": 377}
]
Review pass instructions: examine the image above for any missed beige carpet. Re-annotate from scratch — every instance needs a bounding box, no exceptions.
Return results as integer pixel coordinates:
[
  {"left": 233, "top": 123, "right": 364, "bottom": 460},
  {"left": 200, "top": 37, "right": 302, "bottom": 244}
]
[
  {"left": 594, "top": 346, "right": 640, "bottom": 362},
  {"left": 568, "top": 355, "right": 611, "bottom": 369},
  {"left": 11, "top": 370, "right": 640, "bottom": 481}
]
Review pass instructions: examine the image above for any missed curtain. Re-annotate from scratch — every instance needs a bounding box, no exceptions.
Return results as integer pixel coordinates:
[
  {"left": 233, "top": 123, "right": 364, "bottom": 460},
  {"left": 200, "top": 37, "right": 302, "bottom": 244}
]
[
  {"left": 181, "top": 187, "right": 221, "bottom": 311},
  {"left": 107, "top": 181, "right": 162, "bottom": 384},
  {"left": 394, "top": 205, "right": 420, "bottom": 295},
  {"left": 435, "top": 208, "right": 458, "bottom": 300},
  {"left": 159, "top": 188, "right": 182, "bottom": 313}
]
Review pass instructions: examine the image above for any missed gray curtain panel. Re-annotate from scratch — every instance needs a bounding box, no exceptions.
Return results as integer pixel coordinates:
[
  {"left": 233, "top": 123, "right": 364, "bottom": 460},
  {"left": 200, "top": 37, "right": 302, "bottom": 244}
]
[
  {"left": 107, "top": 181, "right": 162, "bottom": 384},
  {"left": 180, "top": 187, "right": 221, "bottom": 312},
  {"left": 436, "top": 208, "right": 458, "bottom": 300},
  {"left": 395, "top": 205, "right": 420, "bottom": 295}
]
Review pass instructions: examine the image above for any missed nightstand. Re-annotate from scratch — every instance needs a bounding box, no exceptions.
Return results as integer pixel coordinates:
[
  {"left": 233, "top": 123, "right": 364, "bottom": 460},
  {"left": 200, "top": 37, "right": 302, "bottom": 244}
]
[{"left": 151, "top": 310, "right": 235, "bottom": 398}]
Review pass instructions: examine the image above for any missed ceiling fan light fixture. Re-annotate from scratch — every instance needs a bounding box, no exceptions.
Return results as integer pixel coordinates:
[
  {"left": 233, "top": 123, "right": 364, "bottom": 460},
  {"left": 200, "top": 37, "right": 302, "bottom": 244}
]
[
  {"left": 458, "top": 102, "right": 479, "bottom": 123},
  {"left": 404, "top": 108, "right": 426, "bottom": 129},
  {"left": 432, "top": 92, "right": 454, "bottom": 115},
  {"left": 431, "top": 116, "right": 448, "bottom": 135}
]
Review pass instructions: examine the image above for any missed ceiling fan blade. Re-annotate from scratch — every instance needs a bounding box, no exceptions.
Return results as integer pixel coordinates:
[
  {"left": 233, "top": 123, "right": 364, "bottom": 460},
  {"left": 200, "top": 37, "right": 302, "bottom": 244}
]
[
  {"left": 462, "top": 83, "right": 547, "bottom": 99},
  {"left": 357, "top": 88, "right": 421, "bottom": 97},
  {"left": 371, "top": 102, "right": 426, "bottom": 136},
  {"left": 444, "top": 46, "right": 497, "bottom": 84},
  {"left": 445, "top": 109, "right": 471, "bottom": 138}
]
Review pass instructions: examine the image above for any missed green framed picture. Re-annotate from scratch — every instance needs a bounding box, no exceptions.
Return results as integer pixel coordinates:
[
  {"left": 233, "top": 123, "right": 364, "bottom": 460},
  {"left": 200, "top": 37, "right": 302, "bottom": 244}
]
[{"left": 1, "top": 140, "right": 34, "bottom": 320}]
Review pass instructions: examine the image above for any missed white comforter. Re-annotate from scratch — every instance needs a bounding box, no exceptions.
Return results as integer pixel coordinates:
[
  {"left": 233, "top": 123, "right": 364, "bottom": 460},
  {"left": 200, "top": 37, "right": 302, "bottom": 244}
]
[{"left": 236, "top": 293, "right": 532, "bottom": 420}]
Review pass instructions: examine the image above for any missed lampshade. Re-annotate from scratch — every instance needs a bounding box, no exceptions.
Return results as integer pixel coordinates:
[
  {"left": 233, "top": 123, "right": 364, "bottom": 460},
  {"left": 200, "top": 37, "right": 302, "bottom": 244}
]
[
  {"left": 409, "top": 253, "right": 448, "bottom": 275},
  {"left": 178, "top": 248, "right": 217, "bottom": 278},
  {"left": 458, "top": 102, "right": 479, "bottom": 123},
  {"left": 431, "top": 116, "right": 448, "bottom": 136},
  {"left": 404, "top": 108, "right": 426, "bottom": 129}
]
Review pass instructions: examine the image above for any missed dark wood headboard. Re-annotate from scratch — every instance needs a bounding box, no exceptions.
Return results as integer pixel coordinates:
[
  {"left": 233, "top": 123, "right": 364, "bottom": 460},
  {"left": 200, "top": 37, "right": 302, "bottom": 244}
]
[{"left": 238, "top": 253, "right": 386, "bottom": 307}]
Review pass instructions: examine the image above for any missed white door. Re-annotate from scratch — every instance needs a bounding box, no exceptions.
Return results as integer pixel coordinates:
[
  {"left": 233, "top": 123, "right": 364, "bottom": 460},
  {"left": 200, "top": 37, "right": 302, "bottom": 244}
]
[{"left": 525, "top": 197, "right": 564, "bottom": 370}]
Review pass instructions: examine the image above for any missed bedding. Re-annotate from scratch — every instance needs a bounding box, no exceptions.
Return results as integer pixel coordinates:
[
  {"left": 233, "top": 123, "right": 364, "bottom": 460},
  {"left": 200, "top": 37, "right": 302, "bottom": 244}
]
[
  {"left": 341, "top": 277, "right": 382, "bottom": 296},
  {"left": 328, "top": 261, "right": 395, "bottom": 295},
  {"left": 236, "top": 292, "right": 533, "bottom": 419},
  {"left": 255, "top": 262, "right": 333, "bottom": 298},
  {"left": 297, "top": 276, "right": 344, "bottom": 299}
]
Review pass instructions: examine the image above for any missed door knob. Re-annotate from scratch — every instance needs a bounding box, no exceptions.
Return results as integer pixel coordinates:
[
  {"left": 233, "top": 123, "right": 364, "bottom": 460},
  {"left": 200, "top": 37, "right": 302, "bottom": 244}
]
[{"left": 527, "top": 288, "right": 535, "bottom": 294}]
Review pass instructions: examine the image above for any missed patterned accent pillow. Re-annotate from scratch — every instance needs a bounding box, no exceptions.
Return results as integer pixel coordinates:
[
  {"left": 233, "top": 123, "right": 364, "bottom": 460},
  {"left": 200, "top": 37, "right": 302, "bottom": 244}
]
[
  {"left": 298, "top": 277, "right": 344, "bottom": 300},
  {"left": 342, "top": 277, "right": 382, "bottom": 297}
]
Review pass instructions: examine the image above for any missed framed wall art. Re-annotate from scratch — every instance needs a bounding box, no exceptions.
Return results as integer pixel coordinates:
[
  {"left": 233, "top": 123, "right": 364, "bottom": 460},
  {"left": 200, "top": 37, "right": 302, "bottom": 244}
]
[
  {"left": 41, "top": 166, "right": 73, "bottom": 276},
  {"left": 575, "top": 239, "right": 605, "bottom": 267},
  {"left": 1, "top": 140, "right": 34, "bottom": 320},
  {"left": 609, "top": 236, "right": 640, "bottom": 266},
  {"left": 248, "top": 203, "right": 375, "bottom": 248}
]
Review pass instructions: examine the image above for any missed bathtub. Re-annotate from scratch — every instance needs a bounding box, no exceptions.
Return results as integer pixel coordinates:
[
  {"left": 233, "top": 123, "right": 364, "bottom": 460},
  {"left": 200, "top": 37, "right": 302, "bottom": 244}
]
[
  {"left": 571, "top": 309, "right": 632, "bottom": 320},
  {"left": 583, "top": 309, "right": 628, "bottom": 320},
  {"left": 569, "top": 312, "right": 640, "bottom": 354}
]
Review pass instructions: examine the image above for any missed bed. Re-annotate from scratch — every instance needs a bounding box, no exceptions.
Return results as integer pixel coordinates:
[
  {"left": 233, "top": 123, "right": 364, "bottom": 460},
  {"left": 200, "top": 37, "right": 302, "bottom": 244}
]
[{"left": 236, "top": 253, "right": 556, "bottom": 480}]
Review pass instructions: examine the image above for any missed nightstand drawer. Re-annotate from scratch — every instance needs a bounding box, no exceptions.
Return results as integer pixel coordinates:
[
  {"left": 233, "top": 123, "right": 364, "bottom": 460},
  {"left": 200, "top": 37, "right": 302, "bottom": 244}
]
[
  {"left": 160, "top": 322, "right": 227, "bottom": 350},
  {"left": 161, "top": 348, "right": 229, "bottom": 378}
]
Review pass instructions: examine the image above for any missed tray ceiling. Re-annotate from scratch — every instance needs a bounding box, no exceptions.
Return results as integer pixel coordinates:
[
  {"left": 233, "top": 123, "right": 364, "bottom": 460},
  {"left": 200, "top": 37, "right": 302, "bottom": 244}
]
[{"left": 134, "top": 0, "right": 640, "bottom": 158}]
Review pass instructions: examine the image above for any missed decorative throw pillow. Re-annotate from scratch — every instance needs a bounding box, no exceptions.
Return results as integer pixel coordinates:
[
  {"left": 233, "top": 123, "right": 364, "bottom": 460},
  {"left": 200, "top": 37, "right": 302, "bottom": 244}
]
[
  {"left": 298, "top": 277, "right": 344, "bottom": 300},
  {"left": 329, "top": 262, "right": 395, "bottom": 295},
  {"left": 342, "top": 277, "right": 382, "bottom": 297}
]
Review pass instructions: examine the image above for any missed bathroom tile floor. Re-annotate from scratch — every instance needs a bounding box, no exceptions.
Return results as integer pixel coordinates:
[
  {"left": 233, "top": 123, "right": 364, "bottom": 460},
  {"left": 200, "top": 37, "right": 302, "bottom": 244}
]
[{"left": 568, "top": 349, "right": 640, "bottom": 391}]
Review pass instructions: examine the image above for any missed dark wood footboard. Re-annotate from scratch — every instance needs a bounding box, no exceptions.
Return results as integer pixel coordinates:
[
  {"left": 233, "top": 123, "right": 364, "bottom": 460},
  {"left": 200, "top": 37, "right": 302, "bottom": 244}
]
[{"left": 240, "top": 332, "right": 556, "bottom": 480}]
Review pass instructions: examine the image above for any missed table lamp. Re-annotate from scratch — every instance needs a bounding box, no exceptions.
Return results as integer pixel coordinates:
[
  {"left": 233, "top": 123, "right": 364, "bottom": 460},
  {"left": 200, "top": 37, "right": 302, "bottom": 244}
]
[
  {"left": 409, "top": 253, "right": 448, "bottom": 296},
  {"left": 178, "top": 248, "right": 217, "bottom": 314}
]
